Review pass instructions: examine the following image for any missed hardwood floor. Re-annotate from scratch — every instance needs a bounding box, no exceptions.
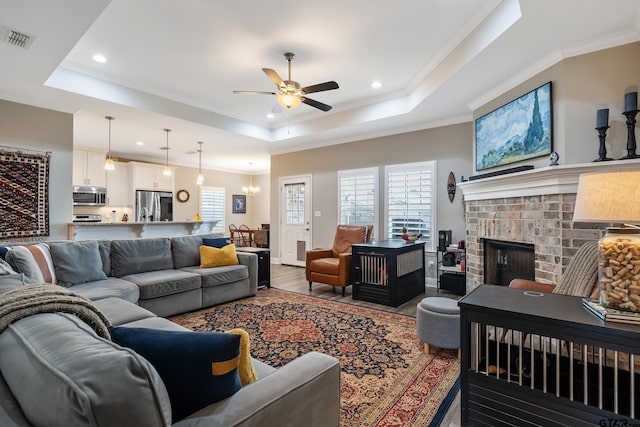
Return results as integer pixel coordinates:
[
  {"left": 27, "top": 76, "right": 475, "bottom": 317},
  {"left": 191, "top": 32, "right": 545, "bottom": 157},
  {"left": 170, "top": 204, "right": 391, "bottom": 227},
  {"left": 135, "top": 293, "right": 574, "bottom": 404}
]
[{"left": 269, "top": 263, "right": 461, "bottom": 317}]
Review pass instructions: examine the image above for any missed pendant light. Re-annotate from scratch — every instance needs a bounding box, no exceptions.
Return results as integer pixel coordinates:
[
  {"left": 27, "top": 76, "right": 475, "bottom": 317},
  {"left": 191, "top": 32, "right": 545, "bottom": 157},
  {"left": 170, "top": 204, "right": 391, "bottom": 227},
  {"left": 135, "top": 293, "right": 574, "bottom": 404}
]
[
  {"left": 104, "top": 116, "right": 115, "bottom": 170},
  {"left": 196, "top": 141, "right": 204, "bottom": 185},
  {"left": 163, "top": 128, "right": 172, "bottom": 176}
]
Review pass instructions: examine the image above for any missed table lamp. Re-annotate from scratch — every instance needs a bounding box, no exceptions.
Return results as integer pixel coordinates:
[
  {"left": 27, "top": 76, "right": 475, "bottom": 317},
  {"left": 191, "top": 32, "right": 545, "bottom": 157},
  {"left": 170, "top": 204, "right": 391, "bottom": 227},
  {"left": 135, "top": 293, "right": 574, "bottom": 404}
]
[{"left": 573, "top": 171, "right": 640, "bottom": 312}]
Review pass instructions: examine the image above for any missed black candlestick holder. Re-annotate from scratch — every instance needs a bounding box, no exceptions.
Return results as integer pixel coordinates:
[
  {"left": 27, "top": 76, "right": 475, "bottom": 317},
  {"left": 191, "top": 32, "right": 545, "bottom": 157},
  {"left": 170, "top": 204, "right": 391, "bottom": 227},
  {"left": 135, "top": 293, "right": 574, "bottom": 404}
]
[
  {"left": 620, "top": 109, "right": 640, "bottom": 160},
  {"left": 593, "top": 126, "right": 613, "bottom": 162}
]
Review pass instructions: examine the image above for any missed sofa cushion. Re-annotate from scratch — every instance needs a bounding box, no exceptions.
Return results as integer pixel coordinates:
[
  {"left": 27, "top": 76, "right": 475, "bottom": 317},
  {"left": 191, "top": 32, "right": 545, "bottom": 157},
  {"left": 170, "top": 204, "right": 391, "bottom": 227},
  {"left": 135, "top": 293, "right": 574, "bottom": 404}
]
[
  {"left": 111, "top": 238, "right": 173, "bottom": 277},
  {"left": 0, "top": 313, "right": 172, "bottom": 427},
  {"left": 69, "top": 277, "right": 140, "bottom": 303},
  {"left": 5, "top": 243, "right": 56, "bottom": 284},
  {"left": 181, "top": 264, "right": 249, "bottom": 288},
  {"left": 110, "top": 326, "right": 242, "bottom": 422},
  {"left": 171, "top": 233, "right": 225, "bottom": 269},
  {"left": 98, "top": 240, "right": 112, "bottom": 276},
  {"left": 93, "top": 297, "right": 157, "bottom": 326},
  {"left": 122, "top": 270, "right": 201, "bottom": 300},
  {"left": 200, "top": 244, "right": 239, "bottom": 268},
  {"left": 49, "top": 240, "right": 107, "bottom": 287}
]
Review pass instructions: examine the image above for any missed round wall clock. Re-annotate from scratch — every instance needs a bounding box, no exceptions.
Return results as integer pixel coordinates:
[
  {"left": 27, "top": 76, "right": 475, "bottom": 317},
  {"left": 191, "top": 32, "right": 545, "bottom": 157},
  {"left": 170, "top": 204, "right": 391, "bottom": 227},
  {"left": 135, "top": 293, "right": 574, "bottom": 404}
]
[{"left": 176, "top": 189, "right": 190, "bottom": 203}]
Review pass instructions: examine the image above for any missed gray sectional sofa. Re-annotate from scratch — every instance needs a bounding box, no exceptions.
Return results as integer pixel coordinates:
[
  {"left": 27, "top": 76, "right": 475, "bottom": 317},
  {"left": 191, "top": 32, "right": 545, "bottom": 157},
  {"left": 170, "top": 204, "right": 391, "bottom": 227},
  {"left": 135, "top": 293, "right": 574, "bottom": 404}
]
[
  {"left": 4, "top": 233, "right": 258, "bottom": 317},
  {"left": 0, "top": 235, "right": 342, "bottom": 426}
]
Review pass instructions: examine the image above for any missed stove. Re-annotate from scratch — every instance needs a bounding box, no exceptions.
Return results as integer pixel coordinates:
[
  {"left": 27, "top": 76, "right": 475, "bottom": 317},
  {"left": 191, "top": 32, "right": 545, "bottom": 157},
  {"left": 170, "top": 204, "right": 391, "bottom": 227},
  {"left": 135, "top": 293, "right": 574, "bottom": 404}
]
[{"left": 72, "top": 214, "right": 102, "bottom": 223}]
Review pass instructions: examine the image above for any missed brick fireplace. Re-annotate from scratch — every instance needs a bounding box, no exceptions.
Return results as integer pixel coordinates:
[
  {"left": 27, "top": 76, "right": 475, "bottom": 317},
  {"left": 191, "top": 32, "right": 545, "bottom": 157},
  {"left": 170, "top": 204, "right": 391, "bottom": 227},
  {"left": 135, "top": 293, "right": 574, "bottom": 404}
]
[{"left": 458, "top": 160, "right": 640, "bottom": 293}]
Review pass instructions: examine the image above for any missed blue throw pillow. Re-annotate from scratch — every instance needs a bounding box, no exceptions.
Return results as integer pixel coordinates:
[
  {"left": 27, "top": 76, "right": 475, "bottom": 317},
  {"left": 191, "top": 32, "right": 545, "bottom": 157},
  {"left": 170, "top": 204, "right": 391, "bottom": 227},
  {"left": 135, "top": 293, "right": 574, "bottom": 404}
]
[
  {"left": 203, "top": 237, "right": 229, "bottom": 248},
  {"left": 110, "top": 327, "right": 242, "bottom": 422},
  {"left": 0, "top": 246, "right": 10, "bottom": 260}
]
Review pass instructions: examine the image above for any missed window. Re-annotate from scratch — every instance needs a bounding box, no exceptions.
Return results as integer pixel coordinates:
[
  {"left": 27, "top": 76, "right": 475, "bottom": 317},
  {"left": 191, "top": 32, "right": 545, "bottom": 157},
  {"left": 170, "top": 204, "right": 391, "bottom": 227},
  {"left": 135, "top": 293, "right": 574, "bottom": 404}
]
[
  {"left": 338, "top": 167, "right": 377, "bottom": 233},
  {"left": 284, "top": 182, "right": 305, "bottom": 225},
  {"left": 200, "top": 186, "right": 225, "bottom": 232},
  {"left": 385, "top": 161, "right": 436, "bottom": 251}
]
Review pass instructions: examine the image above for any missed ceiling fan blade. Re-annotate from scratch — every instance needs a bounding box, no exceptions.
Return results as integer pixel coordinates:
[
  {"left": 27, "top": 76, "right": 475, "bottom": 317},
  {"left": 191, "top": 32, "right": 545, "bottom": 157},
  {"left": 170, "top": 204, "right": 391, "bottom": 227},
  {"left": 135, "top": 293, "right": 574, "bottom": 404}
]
[
  {"left": 301, "top": 97, "right": 332, "bottom": 112},
  {"left": 262, "top": 68, "right": 284, "bottom": 88},
  {"left": 232, "top": 91, "right": 277, "bottom": 95},
  {"left": 301, "top": 81, "right": 339, "bottom": 95}
]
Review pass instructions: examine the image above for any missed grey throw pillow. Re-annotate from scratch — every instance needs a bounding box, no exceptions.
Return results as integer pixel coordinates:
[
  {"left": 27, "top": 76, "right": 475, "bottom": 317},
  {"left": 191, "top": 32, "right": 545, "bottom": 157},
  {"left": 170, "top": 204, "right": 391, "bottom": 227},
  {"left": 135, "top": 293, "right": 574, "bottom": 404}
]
[
  {"left": 0, "top": 259, "right": 17, "bottom": 275},
  {"left": 50, "top": 241, "right": 107, "bottom": 287},
  {"left": 0, "top": 273, "right": 25, "bottom": 294}
]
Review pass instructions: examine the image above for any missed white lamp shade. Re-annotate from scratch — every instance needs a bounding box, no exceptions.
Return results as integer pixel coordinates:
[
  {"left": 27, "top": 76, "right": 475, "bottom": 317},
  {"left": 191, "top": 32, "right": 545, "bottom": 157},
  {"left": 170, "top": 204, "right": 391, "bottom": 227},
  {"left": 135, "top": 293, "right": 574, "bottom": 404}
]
[
  {"left": 573, "top": 171, "right": 640, "bottom": 223},
  {"left": 104, "top": 158, "right": 115, "bottom": 170}
]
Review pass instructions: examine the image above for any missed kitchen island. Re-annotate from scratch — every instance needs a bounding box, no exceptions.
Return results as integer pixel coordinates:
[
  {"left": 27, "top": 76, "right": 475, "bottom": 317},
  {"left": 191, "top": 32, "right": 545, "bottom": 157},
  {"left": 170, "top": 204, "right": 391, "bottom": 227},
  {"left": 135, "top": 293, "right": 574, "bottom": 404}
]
[{"left": 68, "top": 220, "right": 219, "bottom": 240}]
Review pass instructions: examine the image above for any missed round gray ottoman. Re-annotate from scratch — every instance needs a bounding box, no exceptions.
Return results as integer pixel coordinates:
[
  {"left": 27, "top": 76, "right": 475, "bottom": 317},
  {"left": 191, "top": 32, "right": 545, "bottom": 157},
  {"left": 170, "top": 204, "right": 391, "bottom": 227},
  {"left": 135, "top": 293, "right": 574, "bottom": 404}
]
[{"left": 416, "top": 296, "right": 460, "bottom": 357}]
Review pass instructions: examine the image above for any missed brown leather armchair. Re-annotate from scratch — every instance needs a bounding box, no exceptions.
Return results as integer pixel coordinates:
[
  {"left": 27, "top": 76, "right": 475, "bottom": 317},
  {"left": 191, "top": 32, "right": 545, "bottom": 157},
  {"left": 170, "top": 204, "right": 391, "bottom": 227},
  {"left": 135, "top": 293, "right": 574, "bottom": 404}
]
[{"left": 306, "top": 224, "right": 373, "bottom": 296}]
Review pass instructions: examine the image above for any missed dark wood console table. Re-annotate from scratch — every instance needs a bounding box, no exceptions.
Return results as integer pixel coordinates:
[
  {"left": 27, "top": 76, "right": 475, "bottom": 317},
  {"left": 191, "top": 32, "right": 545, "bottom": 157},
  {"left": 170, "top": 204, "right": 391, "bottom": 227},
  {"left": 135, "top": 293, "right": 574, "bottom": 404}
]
[
  {"left": 351, "top": 240, "right": 425, "bottom": 307},
  {"left": 459, "top": 284, "right": 640, "bottom": 426}
]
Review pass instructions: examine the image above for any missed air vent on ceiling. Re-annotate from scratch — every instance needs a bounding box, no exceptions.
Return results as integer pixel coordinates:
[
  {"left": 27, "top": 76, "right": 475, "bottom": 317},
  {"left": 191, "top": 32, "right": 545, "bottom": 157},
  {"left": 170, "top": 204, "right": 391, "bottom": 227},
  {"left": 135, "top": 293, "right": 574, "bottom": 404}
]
[{"left": 1, "top": 25, "right": 35, "bottom": 49}]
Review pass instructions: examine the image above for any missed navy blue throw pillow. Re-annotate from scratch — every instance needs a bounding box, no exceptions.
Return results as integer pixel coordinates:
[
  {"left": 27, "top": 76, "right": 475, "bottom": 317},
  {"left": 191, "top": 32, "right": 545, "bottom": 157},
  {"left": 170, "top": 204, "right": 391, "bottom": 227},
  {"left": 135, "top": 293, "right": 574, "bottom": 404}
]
[
  {"left": 110, "top": 327, "right": 242, "bottom": 422},
  {"left": 202, "top": 237, "right": 229, "bottom": 248},
  {"left": 0, "top": 246, "right": 10, "bottom": 260}
]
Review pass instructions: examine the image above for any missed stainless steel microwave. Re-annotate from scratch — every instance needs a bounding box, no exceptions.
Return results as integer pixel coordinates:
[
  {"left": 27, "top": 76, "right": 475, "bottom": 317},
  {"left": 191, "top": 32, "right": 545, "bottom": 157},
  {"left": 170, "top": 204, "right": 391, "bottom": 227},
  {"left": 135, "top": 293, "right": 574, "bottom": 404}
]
[{"left": 73, "top": 185, "right": 107, "bottom": 206}]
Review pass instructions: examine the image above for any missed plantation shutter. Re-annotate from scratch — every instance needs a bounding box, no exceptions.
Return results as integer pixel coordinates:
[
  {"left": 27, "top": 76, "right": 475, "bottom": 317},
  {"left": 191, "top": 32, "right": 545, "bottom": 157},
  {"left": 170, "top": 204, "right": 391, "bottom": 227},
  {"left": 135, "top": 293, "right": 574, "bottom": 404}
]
[
  {"left": 385, "top": 161, "right": 436, "bottom": 251},
  {"left": 200, "top": 186, "right": 224, "bottom": 232},
  {"left": 338, "top": 167, "right": 377, "bottom": 231}
]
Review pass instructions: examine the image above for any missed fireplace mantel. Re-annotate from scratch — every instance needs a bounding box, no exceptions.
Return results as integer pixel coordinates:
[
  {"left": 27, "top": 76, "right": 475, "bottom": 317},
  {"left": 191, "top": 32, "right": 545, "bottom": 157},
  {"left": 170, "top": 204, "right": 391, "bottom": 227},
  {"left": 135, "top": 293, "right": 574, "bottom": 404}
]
[{"left": 458, "top": 158, "right": 640, "bottom": 201}]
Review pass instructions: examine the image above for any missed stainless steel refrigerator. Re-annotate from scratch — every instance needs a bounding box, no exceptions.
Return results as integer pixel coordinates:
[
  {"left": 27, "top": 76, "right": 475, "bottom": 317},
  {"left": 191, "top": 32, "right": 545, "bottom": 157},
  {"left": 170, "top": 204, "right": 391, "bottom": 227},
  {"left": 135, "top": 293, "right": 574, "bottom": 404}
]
[{"left": 135, "top": 190, "right": 173, "bottom": 222}]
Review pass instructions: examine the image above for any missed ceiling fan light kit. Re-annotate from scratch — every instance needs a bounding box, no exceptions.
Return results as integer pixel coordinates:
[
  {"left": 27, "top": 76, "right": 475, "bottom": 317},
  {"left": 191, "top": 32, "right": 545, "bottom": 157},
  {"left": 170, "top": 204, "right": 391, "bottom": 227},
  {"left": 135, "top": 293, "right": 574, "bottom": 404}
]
[{"left": 234, "top": 52, "right": 338, "bottom": 112}]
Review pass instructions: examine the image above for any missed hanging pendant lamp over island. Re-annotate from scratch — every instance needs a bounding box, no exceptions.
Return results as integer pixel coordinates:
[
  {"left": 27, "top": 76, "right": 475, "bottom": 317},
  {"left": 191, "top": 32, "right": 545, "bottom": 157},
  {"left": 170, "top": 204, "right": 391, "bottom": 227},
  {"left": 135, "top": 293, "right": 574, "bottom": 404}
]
[
  {"left": 196, "top": 141, "right": 204, "bottom": 186},
  {"left": 163, "top": 128, "right": 172, "bottom": 176},
  {"left": 104, "top": 116, "right": 115, "bottom": 171}
]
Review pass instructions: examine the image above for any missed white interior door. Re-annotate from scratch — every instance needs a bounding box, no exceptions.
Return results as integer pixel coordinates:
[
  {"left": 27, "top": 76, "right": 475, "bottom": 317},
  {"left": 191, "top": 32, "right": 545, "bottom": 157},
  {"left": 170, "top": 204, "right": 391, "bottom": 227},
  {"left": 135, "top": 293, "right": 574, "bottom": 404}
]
[{"left": 279, "top": 175, "right": 311, "bottom": 267}]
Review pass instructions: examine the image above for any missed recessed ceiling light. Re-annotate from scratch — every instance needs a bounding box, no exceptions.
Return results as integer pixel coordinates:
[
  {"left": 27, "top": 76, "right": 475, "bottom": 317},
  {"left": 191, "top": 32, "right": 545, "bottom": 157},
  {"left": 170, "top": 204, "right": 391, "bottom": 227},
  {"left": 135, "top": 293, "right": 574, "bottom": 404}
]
[
  {"left": 92, "top": 54, "right": 107, "bottom": 63},
  {"left": 266, "top": 113, "right": 274, "bottom": 119},
  {"left": 136, "top": 141, "right": 144, "bottom": 146},
  {"left": 371, "top": 81, "right": 382, "bottom": 89}
]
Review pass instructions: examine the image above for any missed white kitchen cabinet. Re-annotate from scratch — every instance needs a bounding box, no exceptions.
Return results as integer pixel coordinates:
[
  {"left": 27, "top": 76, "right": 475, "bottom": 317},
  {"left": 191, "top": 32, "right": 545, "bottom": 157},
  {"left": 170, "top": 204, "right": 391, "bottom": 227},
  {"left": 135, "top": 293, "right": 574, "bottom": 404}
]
[
  {"left": 106, "top": 161, "right": 132, "bottom": 207},
  {"left": 73, "top": 150, "right": 107, "bottom": 187},
  {"left": 131, "top": 162, "right": 175, "bottom": 191}
]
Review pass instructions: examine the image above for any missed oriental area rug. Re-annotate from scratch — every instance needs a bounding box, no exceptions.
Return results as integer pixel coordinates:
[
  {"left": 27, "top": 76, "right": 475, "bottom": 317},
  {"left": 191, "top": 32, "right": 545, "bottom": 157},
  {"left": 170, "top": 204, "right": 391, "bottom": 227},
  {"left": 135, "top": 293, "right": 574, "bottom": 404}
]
[{"left": 170, "top": 288, "right": 460, "bottom": 426}]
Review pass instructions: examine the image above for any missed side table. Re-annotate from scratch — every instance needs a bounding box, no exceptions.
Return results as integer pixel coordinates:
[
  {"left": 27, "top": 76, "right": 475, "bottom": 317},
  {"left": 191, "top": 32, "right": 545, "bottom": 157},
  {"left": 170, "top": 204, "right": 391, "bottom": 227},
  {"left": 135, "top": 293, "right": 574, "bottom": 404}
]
[{"left": 236, "top": 247, "right": 270, "bottom": 288}]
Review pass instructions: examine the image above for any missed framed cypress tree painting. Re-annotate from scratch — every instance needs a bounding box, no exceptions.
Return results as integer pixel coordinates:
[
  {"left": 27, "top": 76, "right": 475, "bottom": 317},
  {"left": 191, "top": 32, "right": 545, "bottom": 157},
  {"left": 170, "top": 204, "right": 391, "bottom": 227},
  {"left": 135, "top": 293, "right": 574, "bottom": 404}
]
[{"left": 475, "top": 81, "right": 552, "bottom": 171}]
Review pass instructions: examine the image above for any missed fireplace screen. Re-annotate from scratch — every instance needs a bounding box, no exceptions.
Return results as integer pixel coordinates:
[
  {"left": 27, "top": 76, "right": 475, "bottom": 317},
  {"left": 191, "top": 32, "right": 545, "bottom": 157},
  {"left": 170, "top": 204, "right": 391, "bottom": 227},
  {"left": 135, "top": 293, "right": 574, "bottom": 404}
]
[{"left": 483, "top": 239, "right": 534, "bottom": 286}]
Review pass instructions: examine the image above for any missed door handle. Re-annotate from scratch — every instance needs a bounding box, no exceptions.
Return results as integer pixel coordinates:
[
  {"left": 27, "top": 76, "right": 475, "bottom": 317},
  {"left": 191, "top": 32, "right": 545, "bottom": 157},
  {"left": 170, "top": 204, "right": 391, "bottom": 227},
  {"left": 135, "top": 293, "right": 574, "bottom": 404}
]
[{"left": 305, "top": 228, "right": 309, "bottom": 231}]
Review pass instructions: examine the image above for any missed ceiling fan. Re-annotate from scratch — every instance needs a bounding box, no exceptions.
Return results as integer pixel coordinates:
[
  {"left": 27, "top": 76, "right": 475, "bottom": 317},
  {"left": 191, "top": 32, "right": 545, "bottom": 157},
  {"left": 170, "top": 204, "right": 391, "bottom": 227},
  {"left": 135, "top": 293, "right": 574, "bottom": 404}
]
[{"left": 233, "top": 52, "right": 339, "bottom": 112}]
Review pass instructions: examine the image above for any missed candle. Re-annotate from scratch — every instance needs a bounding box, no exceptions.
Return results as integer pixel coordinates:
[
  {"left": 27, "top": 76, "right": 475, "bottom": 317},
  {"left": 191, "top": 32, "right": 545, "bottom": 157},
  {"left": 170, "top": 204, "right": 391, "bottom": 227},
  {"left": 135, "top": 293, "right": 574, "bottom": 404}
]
[
  {"left": 596, "top": 108, "right": 609, "bottom": 128},
  {"left": 625, "top": 92, "right": 638, "bottom": 112}
]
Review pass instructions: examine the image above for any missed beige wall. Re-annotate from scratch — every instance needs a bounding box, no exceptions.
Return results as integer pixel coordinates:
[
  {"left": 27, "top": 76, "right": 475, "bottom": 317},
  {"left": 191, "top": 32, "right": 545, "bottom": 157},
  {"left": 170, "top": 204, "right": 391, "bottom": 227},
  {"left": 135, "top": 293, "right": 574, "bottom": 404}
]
[
  {"left": 269, "top": 41, "right": 640, "bottom": 274},
  {"left": 170, "top": 167, "right": 270, "bottom": 236},
  {"left": 270, "top": 122, "right": 474, "bottom": 277},
  {"left": 474, "top": 41, "right": 640, "bottom": 172},
  {"left": 0, "top": 99, "right": 73, "bottom": 242}
]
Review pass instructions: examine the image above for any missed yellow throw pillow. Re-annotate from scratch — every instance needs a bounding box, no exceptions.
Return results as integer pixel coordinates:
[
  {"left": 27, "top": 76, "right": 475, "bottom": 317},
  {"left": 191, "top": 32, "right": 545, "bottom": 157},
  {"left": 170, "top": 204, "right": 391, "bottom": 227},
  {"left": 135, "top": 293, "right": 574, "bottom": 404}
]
[
  {"left": 200, "top": 244, "right": 239, "bottom": 268},
  {"left": 226, "top": 328, "right": 258, "bottom": 386}
]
